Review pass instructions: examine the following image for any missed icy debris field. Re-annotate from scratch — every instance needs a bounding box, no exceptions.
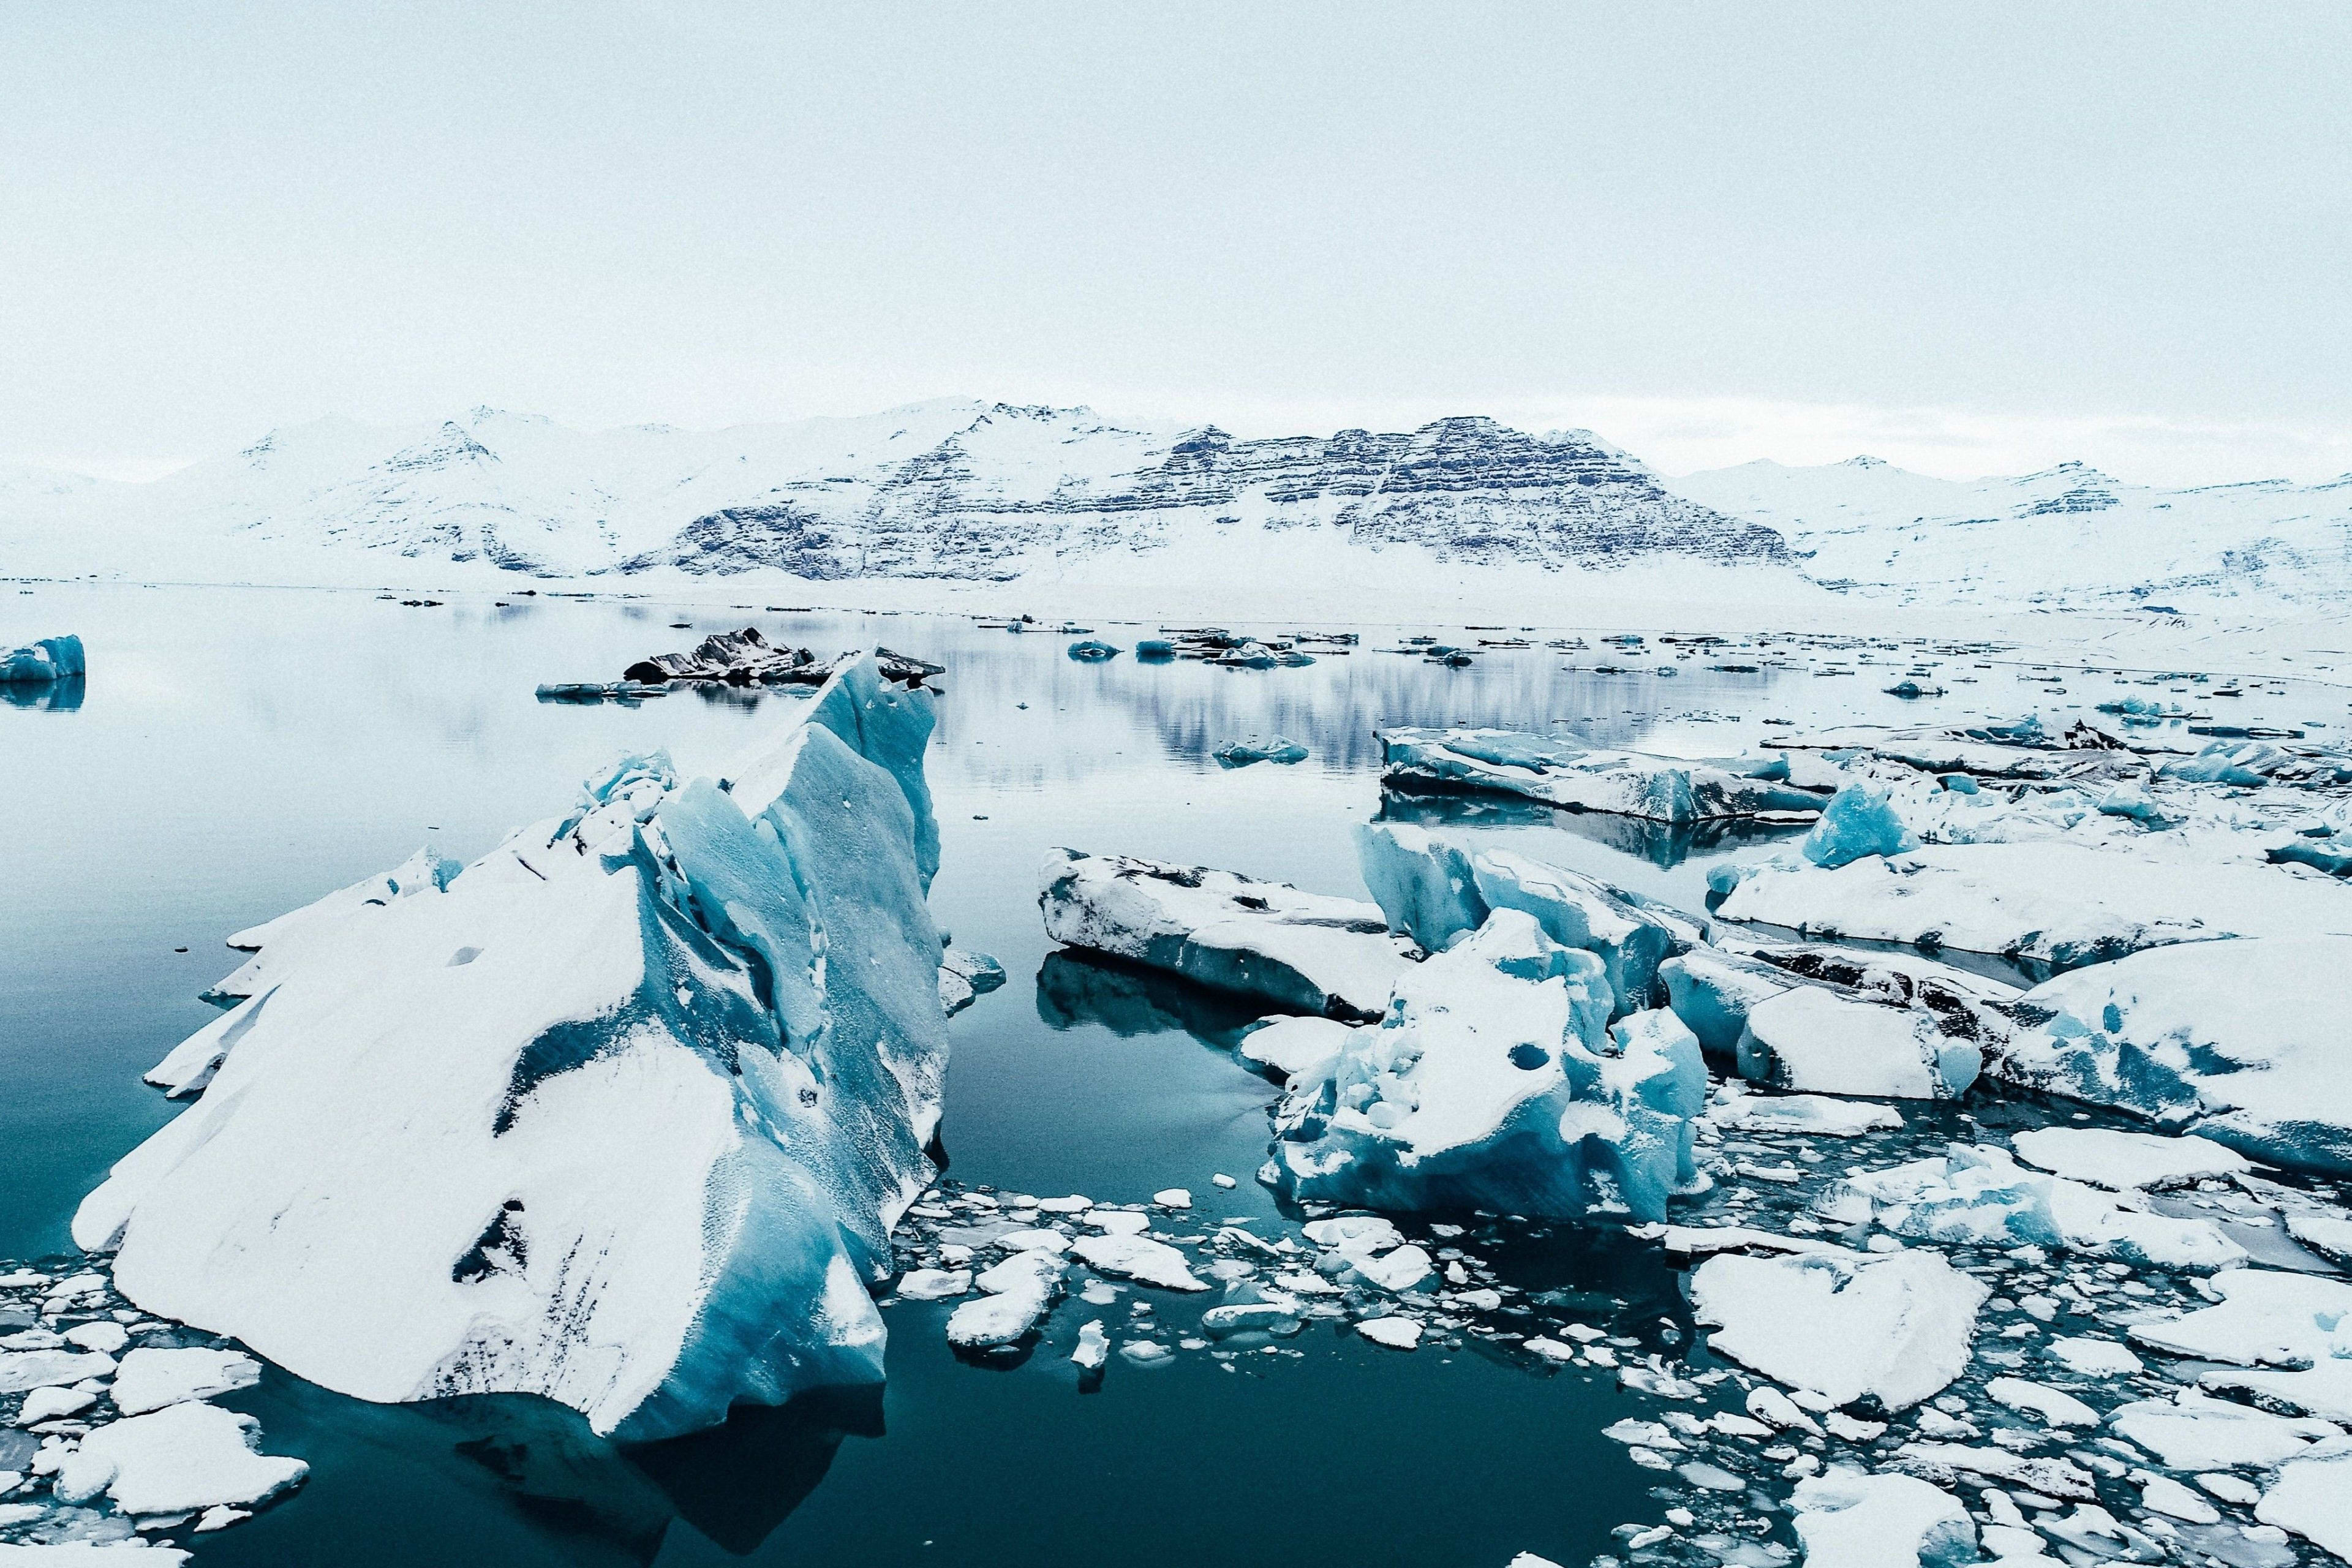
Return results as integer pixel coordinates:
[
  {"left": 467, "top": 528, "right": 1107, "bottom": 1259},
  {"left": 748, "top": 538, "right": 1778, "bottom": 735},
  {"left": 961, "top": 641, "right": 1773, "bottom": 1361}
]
[{"left": 7, "top": 583, "right": 2352, "bottom": 1567}]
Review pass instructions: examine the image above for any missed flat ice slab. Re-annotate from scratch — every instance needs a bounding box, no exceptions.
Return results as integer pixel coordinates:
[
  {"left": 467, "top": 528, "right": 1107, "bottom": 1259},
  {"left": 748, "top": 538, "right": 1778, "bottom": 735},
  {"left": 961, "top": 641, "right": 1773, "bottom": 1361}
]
[
  {"left": 1691, "top": 1248, "right": 1986, "bottom": 1412},
  {"left": 1378, "top": 727, "right": 1828, "bottom": 821},
  {"left": 2008, "top": 1126, "right": 2252, "bottom": 1190},
  {"left": 1039, "top": 847, "right": 1409, "bottom": 1020},
  {"left": 53, "top": 1401, "right": 307, "bottom": 1518}
]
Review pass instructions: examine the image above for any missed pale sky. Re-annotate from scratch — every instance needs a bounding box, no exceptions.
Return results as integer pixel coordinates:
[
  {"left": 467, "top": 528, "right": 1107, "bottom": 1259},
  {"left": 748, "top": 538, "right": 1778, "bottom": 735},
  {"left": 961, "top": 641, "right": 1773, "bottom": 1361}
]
[{"left": 5, "top": 2, "right": 2349, "bottom": 486}]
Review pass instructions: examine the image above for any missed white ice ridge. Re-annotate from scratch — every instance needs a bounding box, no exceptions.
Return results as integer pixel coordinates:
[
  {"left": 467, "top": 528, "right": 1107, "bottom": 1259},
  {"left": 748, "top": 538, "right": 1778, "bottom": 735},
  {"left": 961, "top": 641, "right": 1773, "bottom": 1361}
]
[
  {"left": 74, "top": 654, "right": 951, "bottom": 1440},
  {"left": 1375, "top": 728, "right": 1829, "bottom": 823},
  {"left": 1038, "top": 847, "right": 1410, "bottom": 1020}
]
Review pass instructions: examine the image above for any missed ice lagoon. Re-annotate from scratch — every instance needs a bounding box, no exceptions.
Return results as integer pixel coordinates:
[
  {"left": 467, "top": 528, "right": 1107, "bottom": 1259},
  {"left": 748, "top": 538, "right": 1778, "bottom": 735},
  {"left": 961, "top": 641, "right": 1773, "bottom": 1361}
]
[{"left": 6, "top": 581, "right": 2352, "bottom": 1567}]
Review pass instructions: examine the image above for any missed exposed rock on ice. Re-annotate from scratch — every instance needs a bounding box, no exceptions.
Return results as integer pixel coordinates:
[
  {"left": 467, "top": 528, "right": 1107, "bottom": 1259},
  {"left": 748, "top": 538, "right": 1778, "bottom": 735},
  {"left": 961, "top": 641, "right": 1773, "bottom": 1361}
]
[
  {"left": 1378, "top": 728, "right": 1828, "bottom": 821},
  {"left": 1354, "top": 824, "right": 1675, "bottom": 1017},
  {"left": 53, "top": 1401, "right": 307, "bottom": 1518},
  {"left": 74, "top": 655, "right": 951, "bottom": 1440},
  {"left": 2128, "top": 1269, "right": 2352, "bottom": 1420},
  {"left": 1789, "top": 1468, "right": 1977, "bottom": 1568},
  {"left": 1996, "top": 938, "right": 2352, "bottom": 1174},
  {"left": 2008, "top": 1126, "right": 2252, "bottom": 1190},
  {"left": 1038, "top": 848, "right": 1409, "bottom": 1021},
  {"left": 1266, "top": 913, "right": 1703, "bottom": 1222},
  {"left": 0, "top": 633, "right": 85, "bottom": 684},
  {"left": 1735, "top": 986, "right": 1980, "bottom": 1101},
  {"left": 1840, "top": 1144, "right": 2247, "bottom": 1270},
  {"left": 109, "top": 1348, "right": 262, "bottom": 1416},
  {"left": 1689, "top": 1248, "right": 1986, "bottom": 1412}
]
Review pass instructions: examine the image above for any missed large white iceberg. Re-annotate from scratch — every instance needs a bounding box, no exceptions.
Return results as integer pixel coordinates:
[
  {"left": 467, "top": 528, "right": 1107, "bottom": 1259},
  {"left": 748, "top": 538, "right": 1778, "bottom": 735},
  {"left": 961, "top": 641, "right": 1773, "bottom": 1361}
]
[
  {"left": 1996, "top": 937, "right": 2352, "bottom": 1174},
  {"left": 1377, "top": 728, "right": 1829, "bottom": 821},
  {"left": 1265, "top": 912, "right": 1705, "bottom": 1222},
  {"left": 74, "top": 655, "right": 952, "bottom": 1440},
  {"left": 1038, "top": 848, "right": 1409, "bottom": 1020},
  {"left": 1354, "top": 824, "right": 1675, "bottom": 1015}
]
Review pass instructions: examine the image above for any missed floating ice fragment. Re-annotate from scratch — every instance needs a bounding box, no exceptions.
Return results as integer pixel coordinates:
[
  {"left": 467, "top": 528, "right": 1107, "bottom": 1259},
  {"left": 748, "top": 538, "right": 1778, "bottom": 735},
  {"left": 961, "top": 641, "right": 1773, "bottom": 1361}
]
[
  {"left": 1068, "top": 1234, "right": 1207, "bottom": 1292},
  {"left": 2008, "top": 1126, "right": 2252, "bottom": 1190},
  {"left": 2255, "top": 1438, "right": 2352, "bottom": 1558},
  {"left": 1789, "top": 1468, "right": 1977, "bottom": 1568},
  {"left": 1691, "top": 1249, "right": 1986, "bottom": 1412},
  {"left": 1355, "top": 1317, "right": 1421, "bottom": 1350},
  {"left": 1984, "top": 1377, "right": 2099, "bottom": 1428},
  {"left": 945, "top": 1252, "right": 1065, "bottom": 1350},
  {"left": 109, "top": 1349, "right": 262, "bottom": 1416},
  {"left": 53, "top": 1401, "right": 306, "bottom": 1518},
  {"left": 893, "top": 1269, "right": 971, "bottom": 1302},
  {"left": 1378, "top": 729, "right": 1828, "bottom": 822},
  {"left": 1802, "top": 783, "right": 1918, "bottom": 869}
]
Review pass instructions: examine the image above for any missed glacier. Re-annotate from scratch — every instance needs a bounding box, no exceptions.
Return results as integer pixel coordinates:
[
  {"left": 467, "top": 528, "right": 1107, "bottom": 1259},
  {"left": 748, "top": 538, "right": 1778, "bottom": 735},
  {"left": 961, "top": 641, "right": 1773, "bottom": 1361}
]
[{"left": 71, "top": 654, "right": 951, "bottom": 1440}]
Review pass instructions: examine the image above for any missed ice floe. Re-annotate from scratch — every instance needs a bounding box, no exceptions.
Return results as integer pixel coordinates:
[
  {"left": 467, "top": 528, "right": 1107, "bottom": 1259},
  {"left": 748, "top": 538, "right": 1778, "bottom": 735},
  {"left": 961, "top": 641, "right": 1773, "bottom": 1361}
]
[
  {"left": 1691, "top": 1248, "right": 1986, "bottom": 1412},
  {"left": 2008, "top": 1126, "right": 2253, "bottom": 1190},
  {"left": 1039, "top": 848, "right": 1409, "bottom": 1020},
  {"left": 51, "top": 1403, "right": 305, "bottom": 1520},
  {"left": 1789, "top": 1468, "right": 1976, "bottom": 1568},
  {"left": 1377, "top": 728, "right": 1829, "bottom": 821}
]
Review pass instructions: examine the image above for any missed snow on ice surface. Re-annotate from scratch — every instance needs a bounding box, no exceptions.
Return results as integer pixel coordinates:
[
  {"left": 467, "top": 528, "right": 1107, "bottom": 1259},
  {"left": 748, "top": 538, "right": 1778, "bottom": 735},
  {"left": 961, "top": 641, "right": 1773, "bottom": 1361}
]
[
  {"left": 1066, "top": 1234, "right": 1207, "bottom": 1292},
  {"left": 1377, "top": 728, "right": 1827, "bottom": 822},
  {"left": 1719, "top": 813, "right": 2352, "bottom": 962},
  {"left": 1733, "top": 985, "right": 1980, "bottom": 1101},
  {"left": 51, "top": 1403, "right": 306, "bottom": 1518},
  {"left": 71, "top": 655, "right": 951, "bottom": 1439},
  {"left": 1841, "top": 1143, "right": 2247, "bottom": 1270},
  {"left": 2256, "top": 1438, "right": 2352, "bottom": 1558},
  {"left": 944, "top": 1252, "right": 1064, "bottom": 1349},
  {"left": 1038, "top": 848, "right": 1408, "bottom": 1021},
  {"left": 1788, "top": 1468, "right": 1977, "bottom": 1568},
  {"left": 1703, "top": 1085, "right": 1903, "bottom": 1137},
  {"left": 2128, "top": 1269, "right": 2352, "bottom": 1421},
  {"left": 1266, "top": 913, "right": 1703, "bottom": 1222},
  {"left": 1691, "top": 1248, "right": 1985, "bottom": 1412},
  {"left": 1234, "top": 1016, "right": 1355, "bottom": 1082},
  {"left": 0, "top": 1352, "right": 115, "bottom": 1395},
  {"left": 2008, "top": 1126, "right": 2252, "bottom": 1190},
  {"left": 108, "top": 1349, "right": 262, "bottom": 1415},
  {"left": 1998, "top": 937, "right": 2352, "bottom": 1175},
  {"left": 1354, "top": 824, "right": 1673, "bottom": 1017}
]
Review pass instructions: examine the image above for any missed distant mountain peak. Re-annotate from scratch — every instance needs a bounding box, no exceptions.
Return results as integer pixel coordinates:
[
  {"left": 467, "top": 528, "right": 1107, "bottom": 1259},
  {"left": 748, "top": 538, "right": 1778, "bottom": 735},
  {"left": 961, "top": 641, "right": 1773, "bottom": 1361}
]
[{"left": 1838, "top": 454, "right": 1889, "bottom": 469}]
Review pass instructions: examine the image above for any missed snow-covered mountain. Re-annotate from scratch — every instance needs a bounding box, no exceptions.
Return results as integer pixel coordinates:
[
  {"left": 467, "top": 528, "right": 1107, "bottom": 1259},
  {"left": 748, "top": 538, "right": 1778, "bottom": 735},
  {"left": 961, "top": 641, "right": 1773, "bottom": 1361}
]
[
  {"left": 2, "top": 401, "right": 1795, "bottom": 589},
  {"left": 1666, "top": 454, "right": 2352, "bottom": 609}
]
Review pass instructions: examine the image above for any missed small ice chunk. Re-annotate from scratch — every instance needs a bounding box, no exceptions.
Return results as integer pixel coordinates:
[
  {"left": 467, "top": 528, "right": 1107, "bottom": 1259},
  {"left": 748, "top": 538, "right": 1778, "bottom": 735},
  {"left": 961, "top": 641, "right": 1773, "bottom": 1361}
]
[
  {"left": 1802, "top": 783, "right": 1920, "bottom": 869},
  {"left": 945, "top": 1251, "right": 1065, "bottom": 1349},
  {"left": 52, "top": 1401, "right": 307, "bottom": 1517},
  {"left": 995, "top": 1229, "right": 1071, "bottom": 1254},
  {"left": 2138, "top": 1474, "right": 2220, "bottom": 1525},
  {"left": 893, "top": 1269, "right": 971, "bottom": 1302},
  {"left": 110, "top": 1348, "right": 263, "bottom": 1417},
  {"left": 1355, "top": 1317, "right": 1422, "bottom": 1350},
  {"left": 1985, "top": 1378, "right": 2099, "bottom": 1428},
  {"left": 1118, "top": 1340, "right": 1173, "bottom": 1366},
  {"left": 0, "top": 1349, "right": 117, "bottom": 1394},
  {"left": 1071, "top": 1319, "right": 1108, "bottom": 1373},
  {"left": 61, "top": 1323, "right": 128, "bottom": 1355},
  {"left": 1691, "top": 1249, "right": 1986, "bottom": 1412},
  {"left": 2046, "top": 1336, "right": 2142, "bottom": 1377},
  {"left": 1069, "top": 1234, "right": 1208, "bottom": 1292},
  {"left": 1151, "top": 1189, "right": 1193, "bottom": 1210},
  {"left": 18, "top": 1385, "right": 98, "bottom": 1423},
  {"left": 1084, "top": 1210, "right": 1152, "bottom": 1235},
  {"left": 1789, "top": 1467, "right": 1976, "bottom": 1568},
  {"left": 1736, "top": 986, "right": 1979, "bottom": 1101},
  {"left": 1707, "top": 1089, "right": 1904, "bottom": 1137},
  {"left": 2108, "top": 1389, "right": 2337, "bottom": 1470}
]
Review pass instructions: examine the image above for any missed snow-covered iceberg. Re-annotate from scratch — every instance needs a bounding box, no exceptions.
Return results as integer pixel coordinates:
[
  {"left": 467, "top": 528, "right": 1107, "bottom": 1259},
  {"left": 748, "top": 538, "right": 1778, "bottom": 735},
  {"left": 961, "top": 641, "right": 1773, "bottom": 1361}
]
[
  {"left": 1354, "top": 824, "right": 1675, "bottom": 1016},
  {"left": 1264, "top": 912, "right": 1705, "bottom": 1221},
  {"left": 1996, "top": 937, "right": 2352, "bottom": 1174},
  {"left": 1377, "top": 728, "right": 1828, "bottom": 822},
  {"left": 1734, "top": 986, "right": 1982, "bottom": 1101},
  {"left": 1038, "top": 848, "right": 1410, "bottom": 1021},
  {"left": 74, "top": 654, "right": 952, "bottom": 1441}
]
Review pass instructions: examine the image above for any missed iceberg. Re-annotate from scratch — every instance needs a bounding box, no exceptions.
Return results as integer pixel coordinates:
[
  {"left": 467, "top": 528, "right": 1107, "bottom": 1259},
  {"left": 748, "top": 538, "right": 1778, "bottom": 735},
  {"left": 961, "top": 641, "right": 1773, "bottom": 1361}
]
[
  {"left": 1689, "top": 1248, "right": 1986, "bottom": 1412},
  {"left": 1838, "top": 1144, "right": 2247, "bottom": 1271},
  {"left": 1264, "top": 913, "right": 1705, "bottom": 1222},
  {"left": 1354, "top": 824, "right": 1675, "bottom": 1016},
  {"left": 1801, "top": 782, "right": 1918, "bottom": 868},
  {"left": 937, "top": 945, "right": 1006, "bottom": 1017},
  {"left": 1038, "top": 848, "right": 1410, "bottom": 1021},
  {"left": 1376, "top": 728, "right": 1829, "bottom": 821},
  {"left": 2163, "top": 739, "right": 2351, "bottom": 789},
  {"left": 1213, "top": 736, "right": 1308, "bottom": 767},
  {"left": 0, "top": 633, "right": 85, "bottom": 684},
  {"left": 1996, "top": 937, "right": 2352, "bottom": 1174},
  {"left": 73, "top": 654, "right": 952, "bottom": 1441}
]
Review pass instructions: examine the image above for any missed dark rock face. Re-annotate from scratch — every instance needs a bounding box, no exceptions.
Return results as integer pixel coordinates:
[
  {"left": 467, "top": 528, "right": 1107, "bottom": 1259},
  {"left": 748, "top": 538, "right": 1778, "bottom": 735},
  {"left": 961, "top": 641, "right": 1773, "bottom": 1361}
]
[{"left": 621, "top": 409, "right": 1793, "bottom": 579}]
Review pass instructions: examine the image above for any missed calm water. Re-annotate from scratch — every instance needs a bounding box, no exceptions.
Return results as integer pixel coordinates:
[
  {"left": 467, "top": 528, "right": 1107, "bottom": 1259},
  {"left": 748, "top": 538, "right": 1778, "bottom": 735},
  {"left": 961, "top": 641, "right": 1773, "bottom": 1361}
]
[{"left": 1, "top": 583, "right": 2333, "bottom": 1566}]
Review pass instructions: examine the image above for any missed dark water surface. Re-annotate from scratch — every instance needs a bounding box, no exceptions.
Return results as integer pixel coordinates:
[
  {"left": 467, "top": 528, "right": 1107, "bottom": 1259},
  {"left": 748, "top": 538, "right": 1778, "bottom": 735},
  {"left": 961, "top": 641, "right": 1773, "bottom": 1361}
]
[{"left": 2, "top": 583, "right": 2323, "bottom": 1567}]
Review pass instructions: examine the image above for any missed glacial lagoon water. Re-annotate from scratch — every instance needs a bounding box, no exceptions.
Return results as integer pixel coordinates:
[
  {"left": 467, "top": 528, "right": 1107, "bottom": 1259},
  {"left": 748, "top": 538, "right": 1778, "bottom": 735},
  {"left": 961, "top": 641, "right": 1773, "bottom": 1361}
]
[{"left": 5, "top": 582, "right": 2340, "bottom": 1567}]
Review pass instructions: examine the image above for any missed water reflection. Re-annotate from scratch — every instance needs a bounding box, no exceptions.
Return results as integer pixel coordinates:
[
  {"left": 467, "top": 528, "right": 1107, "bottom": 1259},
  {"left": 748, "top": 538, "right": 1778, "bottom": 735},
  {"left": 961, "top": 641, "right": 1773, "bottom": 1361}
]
[
  {"left": 0, "top": 675, "right": 84, "bottom": 712},
  {"left": 1034, "top": 949, "right": 1262, "bottom": 1047},
  {"left": 432, "top": 1384, "right": 883, "bottom": 1563}
]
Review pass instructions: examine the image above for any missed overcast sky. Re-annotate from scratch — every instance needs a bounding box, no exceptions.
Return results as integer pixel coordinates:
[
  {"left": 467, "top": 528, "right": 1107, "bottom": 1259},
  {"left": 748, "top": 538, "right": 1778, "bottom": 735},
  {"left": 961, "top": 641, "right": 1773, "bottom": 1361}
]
[{"left": 5, "top": 3, "right": 2348, "bottom": 484}]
